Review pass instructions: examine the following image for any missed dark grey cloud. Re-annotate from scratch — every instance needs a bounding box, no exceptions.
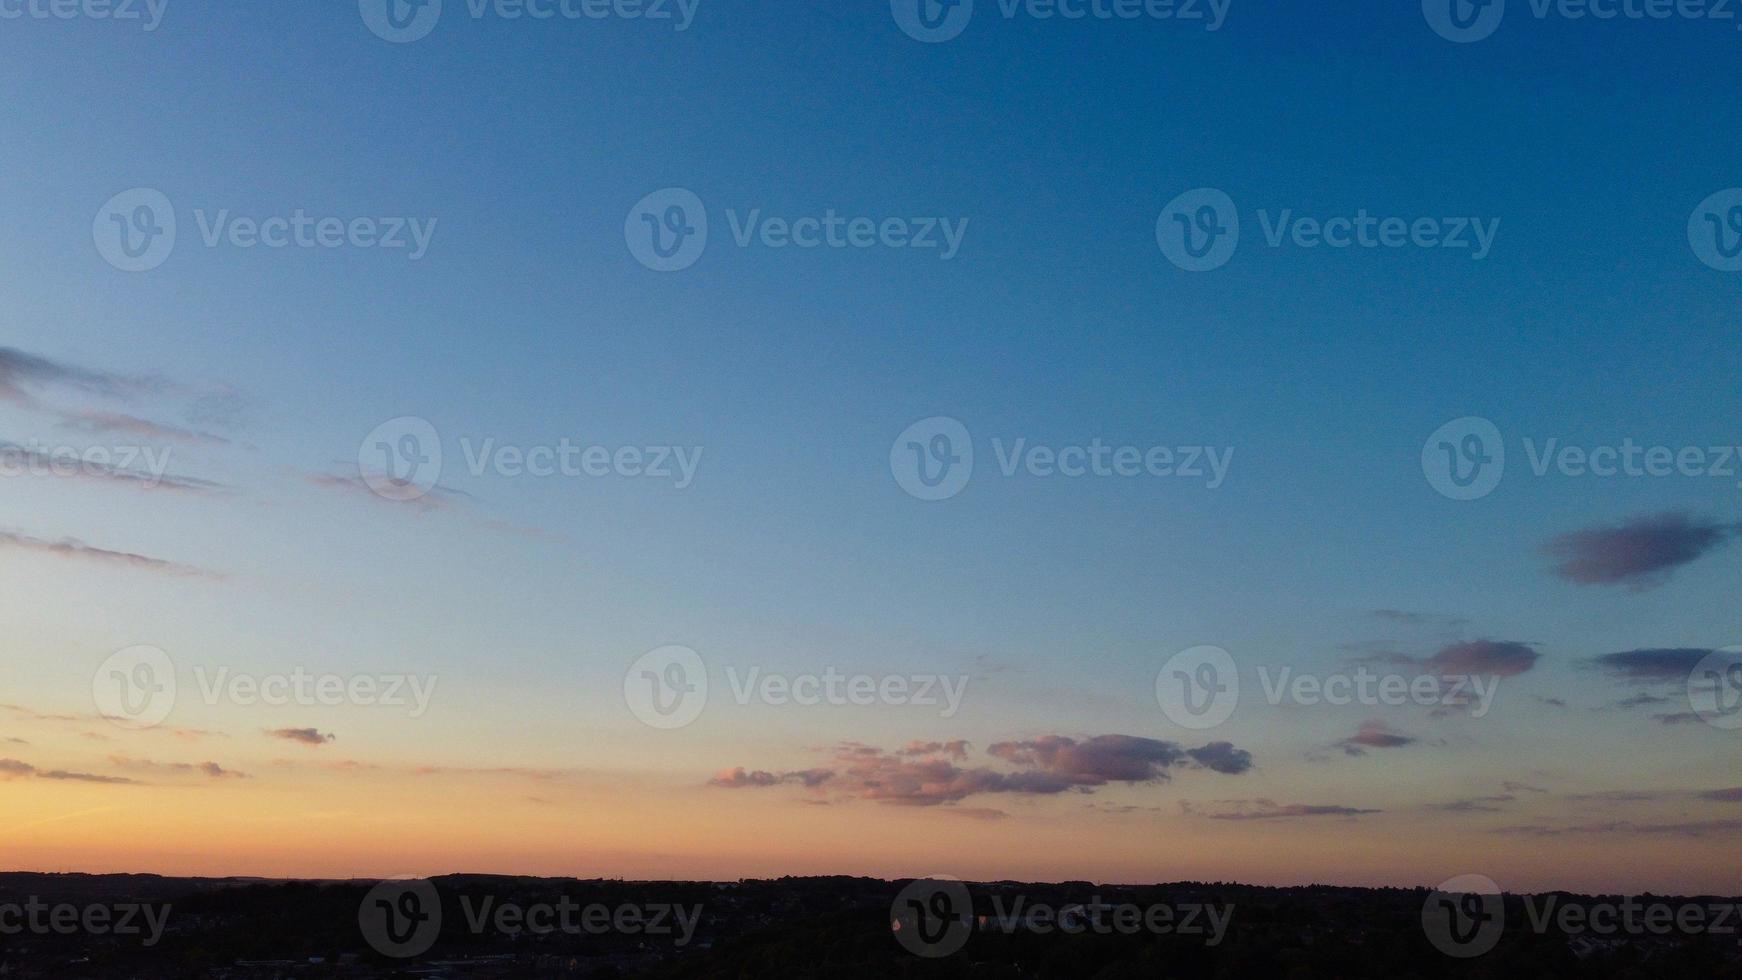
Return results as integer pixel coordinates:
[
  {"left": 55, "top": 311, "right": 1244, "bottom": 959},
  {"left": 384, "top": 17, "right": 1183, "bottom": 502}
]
[
  {"left": 715, "top": 734, "right": 1252, "bottom": 808},
  {"left": 1547, "top": 512, "right": 1739, "bottom": 590},
  {"left": 987, "top": 734, "right": 1253, "bottom": 781},
  {"left": 266, "top": 728, "right": 336, "bottom": 746},
  {"left": 1186, "top": 799, "right": 1381, "bottom": 821},
  {"left": 1590, "top": 648, "right": 1712, "bottom": 683},
  {"left": 1187, "top": 742, "right": 1255, "bottom": 775}
]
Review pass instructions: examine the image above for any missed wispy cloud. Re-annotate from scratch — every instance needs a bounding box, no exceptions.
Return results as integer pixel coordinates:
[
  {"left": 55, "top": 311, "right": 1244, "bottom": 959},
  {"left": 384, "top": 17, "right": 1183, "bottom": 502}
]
[
  {"left": 1426, "top": 794, "right": 1516, "bottom": 813},
  {"left": 109, "top": 756, "right": 248, "bottom": 779},
  {"left": 0, "top": 347, "right": 165, "bottom": 407},
  {"left": 58, "top": 410, "right": 230, "bottom": 447},
  {"left": 709, "top": 767, "right": 834, "bottom": 789},
  {"left": 1369, "top": 609, "right": 1470, "bottom": 634},
  {"left": 0, "top": 758, "right": 139, "bottom": 785},
  {"left": 1496, "top": 818, "right": 1742, "bottom": 839},
  {"left": 1356, "top": 639, "right": 1540, "bottom": 678},
  {"left": 0, "top": 348, "right": 240, "bottom": 455},
  {"left": 0, "top": 530, "right": 219, "bottom": 579},
  {"left": 265, "top": 728, "right": 336, "bottom": 746},
  {"left": 1184, "top": 799, "right": 1382, "bottom": 821},
  {"left": 0, "top": 441, "right": 224, "bottom": 494}
]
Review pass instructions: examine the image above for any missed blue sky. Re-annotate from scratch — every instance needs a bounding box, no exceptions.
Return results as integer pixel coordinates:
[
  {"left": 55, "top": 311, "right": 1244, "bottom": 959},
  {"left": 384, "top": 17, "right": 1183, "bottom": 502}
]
[{"left": 0, "top": 1, "right": 1740, "bottom": 888}]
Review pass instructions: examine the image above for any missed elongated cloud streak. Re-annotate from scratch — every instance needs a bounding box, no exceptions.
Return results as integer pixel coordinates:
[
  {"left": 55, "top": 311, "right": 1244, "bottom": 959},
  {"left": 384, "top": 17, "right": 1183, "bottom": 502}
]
[{"left": 0, "top": 530, "right": 217, "bottom": 579}]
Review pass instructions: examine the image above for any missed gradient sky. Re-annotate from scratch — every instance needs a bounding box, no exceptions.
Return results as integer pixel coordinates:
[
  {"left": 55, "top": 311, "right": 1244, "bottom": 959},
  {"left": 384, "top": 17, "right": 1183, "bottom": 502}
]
[{"left": 1, "top": 2, "right": 1740, "bottom": 894}]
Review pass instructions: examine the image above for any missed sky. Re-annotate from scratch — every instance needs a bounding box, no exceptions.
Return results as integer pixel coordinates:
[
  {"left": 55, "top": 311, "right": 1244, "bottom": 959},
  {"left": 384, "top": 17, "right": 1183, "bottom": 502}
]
[{"left": 1, "top": 1, "right": 1740, "bottom": 894}]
